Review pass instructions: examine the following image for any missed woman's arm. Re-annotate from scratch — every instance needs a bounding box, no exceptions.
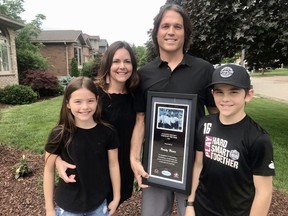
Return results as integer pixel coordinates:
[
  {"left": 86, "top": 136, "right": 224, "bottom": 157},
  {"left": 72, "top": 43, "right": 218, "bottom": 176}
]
[{"left": 55, "top": 156, "right": 76, "bottom": 183}]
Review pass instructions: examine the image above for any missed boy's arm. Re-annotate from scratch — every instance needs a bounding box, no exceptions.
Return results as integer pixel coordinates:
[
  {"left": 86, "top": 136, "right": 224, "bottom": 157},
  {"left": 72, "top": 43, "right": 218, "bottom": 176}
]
[
  {"left": 130, "top": 112, "right": 149, "bottom": 188},
  {"left": 250, "top": 175, "right": 273, "bottom": 216},
  {"left": 185, "top": 151, "right": 203, "bottom": 216},
  {"left": 107, "top": 148, "right": 121, "bottom": 215},
  {"left": 43, "top": 152, "right": 58, "bottom": 215}
]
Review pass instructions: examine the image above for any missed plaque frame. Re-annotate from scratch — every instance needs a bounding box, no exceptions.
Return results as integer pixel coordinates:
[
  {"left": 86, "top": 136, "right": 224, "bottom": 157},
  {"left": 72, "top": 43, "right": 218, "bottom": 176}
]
[{"left": 142, "top": 91, "right": 197, "bottom": 194}]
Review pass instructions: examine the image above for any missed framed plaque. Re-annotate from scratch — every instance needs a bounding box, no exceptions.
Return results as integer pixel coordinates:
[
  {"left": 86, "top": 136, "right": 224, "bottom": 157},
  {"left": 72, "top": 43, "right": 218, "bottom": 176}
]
[{"left": 142, "top": 91, "right": 197, "bottom": 194}]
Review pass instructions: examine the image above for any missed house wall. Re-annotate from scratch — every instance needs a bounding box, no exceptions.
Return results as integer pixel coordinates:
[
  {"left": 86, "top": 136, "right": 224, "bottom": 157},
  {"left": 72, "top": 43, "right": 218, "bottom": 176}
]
[
  {"left": 0, "top": 28, "right": 19, "bottom": 88},
  {"left": 39, "top": 43, "right": 74, "bottom": 77}
]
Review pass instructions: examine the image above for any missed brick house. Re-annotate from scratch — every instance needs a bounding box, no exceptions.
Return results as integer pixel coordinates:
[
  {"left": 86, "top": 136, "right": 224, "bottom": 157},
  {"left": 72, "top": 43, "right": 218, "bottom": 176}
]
[
  {"left": 0, "top": 15, "right": 24, "bottom": 88},
  {"left": 32, "top": 30, "right": 108, "bottom": 77}
]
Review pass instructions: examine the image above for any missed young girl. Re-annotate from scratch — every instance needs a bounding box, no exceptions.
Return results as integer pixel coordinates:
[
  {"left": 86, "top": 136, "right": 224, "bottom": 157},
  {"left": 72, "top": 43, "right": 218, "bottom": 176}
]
[
  {"left": 43, "top": 76, "right": 120, "bottom": 216},
  {"left": 55, "top": 41, "right": 139, "bottom": 207}
]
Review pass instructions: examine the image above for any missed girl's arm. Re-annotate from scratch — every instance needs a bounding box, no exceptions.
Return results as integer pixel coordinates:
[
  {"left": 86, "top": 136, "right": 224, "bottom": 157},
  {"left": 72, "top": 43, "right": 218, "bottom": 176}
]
[
  {"left": 107, "top": 148, "right": 121, "bottom": 215},
  {"left": 250, "top": 175, "right": 273, "bottom": 216},
  {"left": 185, "top": 151, "right": 203, "bottom": 216},
  {"left": 43, "top": 152, "right": 58, "bottom": 216}
]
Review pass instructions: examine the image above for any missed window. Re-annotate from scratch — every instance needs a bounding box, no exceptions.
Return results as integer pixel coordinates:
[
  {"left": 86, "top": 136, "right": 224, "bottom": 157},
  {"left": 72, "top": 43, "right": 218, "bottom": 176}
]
[
  {"left": 74, "top": 47, "right": 83, "bottom": 67},
  {"left": 0, "top": 29, "right": 11, "bottom": 73}
]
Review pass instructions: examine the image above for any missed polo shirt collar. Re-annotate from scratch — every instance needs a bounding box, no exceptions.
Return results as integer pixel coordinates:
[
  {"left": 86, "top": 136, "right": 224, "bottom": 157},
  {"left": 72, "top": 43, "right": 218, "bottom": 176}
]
[{"left": 157, "top": 53, "right": 191, "bottom": 67}]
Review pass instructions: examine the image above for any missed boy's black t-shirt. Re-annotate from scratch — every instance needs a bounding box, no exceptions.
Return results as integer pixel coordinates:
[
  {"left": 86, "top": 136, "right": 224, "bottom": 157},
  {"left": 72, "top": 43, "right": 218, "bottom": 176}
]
[{"left": 195, "top": 114, "right": 275, "bottom": 216}]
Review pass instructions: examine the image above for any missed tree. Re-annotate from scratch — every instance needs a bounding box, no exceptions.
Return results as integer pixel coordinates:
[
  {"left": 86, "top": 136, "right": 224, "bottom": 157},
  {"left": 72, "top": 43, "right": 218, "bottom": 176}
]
[
  {"left": 0, "top": 0, "right": 25, "bottom": 20},
  {"left": 132, "top": 44, "right": 147, "bottom": 69},
  {"left": 16, "top": 14, "right": 48, "bottom": 82},
  {"left": 144, "top": 29, "right": 157, "bottom": 63},
  {"left": 182, "top": 0, "right": 288, "bottom": 68},
  {"left": 70, "top": 58, "right": 79, "bottom": 77},
  {"left": 0, "top": 0, "right": 49, "bottom": 81}
]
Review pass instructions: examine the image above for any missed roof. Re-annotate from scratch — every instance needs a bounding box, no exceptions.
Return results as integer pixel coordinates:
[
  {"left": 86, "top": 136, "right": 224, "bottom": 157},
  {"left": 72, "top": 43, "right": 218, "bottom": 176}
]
[
  {"left": 32, "top": 30, "right": 87, "bottom": 45},
  {"left": 83, "top": 34, "right": 100, "bottom": 40},
  {"left": 99, "top": 39, "right": 108, "bottom": 46},
  {"left": 0, "top": 15, "right": 25, "bottom": 30}
]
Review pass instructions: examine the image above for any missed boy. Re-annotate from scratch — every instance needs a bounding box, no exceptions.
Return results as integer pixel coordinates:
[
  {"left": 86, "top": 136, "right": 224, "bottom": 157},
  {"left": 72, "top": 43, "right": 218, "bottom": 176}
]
[{"left": 185, "top": 64, "right": 275, "bottom": 216}]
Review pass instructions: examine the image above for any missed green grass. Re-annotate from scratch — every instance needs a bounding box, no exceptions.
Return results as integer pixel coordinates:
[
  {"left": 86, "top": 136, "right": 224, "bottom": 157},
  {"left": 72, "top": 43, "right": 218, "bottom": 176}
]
[
  {"left": 245, "top": 97, "right": 288, "bottom": 192},
  {"left": 0, "top": 96, "right": 62, "bottom": 153},
  {"left": 0, "top": 95, "right": 287, "bottom": 192},
  {"left": 251, "top": 68, "right": 288, "bottom": 77}
]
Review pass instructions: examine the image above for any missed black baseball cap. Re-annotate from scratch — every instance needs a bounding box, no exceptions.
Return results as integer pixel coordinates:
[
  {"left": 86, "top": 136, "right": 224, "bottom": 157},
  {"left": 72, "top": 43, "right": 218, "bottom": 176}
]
[{"left": 209, "top": 64, "right": 251, "bottom": 89}]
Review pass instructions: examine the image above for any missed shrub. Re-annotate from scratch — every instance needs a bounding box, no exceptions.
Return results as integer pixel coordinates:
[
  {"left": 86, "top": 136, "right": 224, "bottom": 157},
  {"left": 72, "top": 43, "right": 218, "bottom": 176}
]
[
  {"left": 17, "top": 49, "right": 49, "bottom": 84},
  {"left": 14, "top": 155, "right": 32, "bottom": 179},
  {"left": 59, "top": 75, "right": 75, "bottom": 88},
  {"left": 81, "top": 59, "right": 95, "bottom": 78},
  {"left": 70, "top": 58, "right": 79, "bottom": 77},
  {"left": 0, "top": 84, "right": 38, "bottom": 105},
  {"left": 22, "top": 70, "right": 63, "bottom": 97}
]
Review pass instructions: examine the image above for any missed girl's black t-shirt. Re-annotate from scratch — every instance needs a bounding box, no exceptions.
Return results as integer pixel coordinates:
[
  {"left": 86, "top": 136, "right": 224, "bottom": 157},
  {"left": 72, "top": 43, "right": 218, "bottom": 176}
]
[{"left": 45, "top": 124, "right": 119, "bottom": 212}]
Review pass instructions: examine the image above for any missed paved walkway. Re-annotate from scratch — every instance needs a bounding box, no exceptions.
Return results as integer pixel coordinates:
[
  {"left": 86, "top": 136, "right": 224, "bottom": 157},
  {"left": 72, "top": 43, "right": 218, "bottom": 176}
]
[{"left": 251, "top": 76, "right": 288, "bottom": 103}]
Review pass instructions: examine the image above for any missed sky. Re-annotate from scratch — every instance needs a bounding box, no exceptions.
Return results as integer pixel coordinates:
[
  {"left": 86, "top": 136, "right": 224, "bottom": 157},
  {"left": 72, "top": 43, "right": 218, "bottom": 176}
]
[{"left": 21, "top": 0, "right": 167, "bottom": 46}]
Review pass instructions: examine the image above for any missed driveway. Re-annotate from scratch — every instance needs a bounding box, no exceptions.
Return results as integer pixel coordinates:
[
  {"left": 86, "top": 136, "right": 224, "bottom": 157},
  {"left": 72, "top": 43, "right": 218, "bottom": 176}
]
[{"left": 251, "top": 76, "right": 288, "bottom": 103}]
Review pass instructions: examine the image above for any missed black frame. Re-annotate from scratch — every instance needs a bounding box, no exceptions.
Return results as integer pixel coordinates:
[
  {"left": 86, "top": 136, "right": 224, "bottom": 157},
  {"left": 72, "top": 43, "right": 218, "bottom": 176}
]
[{"left": 142, "top": 91, "right": 197, "bottom": 194}]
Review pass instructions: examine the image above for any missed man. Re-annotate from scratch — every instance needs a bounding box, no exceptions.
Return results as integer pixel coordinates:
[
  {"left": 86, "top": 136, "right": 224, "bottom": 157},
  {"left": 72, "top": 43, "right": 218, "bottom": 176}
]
[{"left": 130, "top": 4, "right": 218, "bottom": 216}]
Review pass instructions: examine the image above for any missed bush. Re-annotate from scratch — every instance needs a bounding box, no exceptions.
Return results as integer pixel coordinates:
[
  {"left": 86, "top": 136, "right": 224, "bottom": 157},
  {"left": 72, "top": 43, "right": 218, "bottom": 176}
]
[
  {"left": 59, "top": 75, "right": 75, "bottom": 88},
  {"left": 22, "top": 70, "right": 64, "bottom": 97},
  {"left": 17, "top": 49, "right": 49, "bottom": 84},
  {"left": 0, "top": 85, "right": 38, "bottom": 105},
  {"left": 70, "top": 58, "right": 79, "bottom": 77},
  {"left": 81, "top": 59, "right": 96, "bottom": 78}
]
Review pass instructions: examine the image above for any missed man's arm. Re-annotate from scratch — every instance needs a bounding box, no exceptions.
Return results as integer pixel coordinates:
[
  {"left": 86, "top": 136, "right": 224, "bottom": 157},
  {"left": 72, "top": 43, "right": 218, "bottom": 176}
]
[
  {"left": 130, "top": 112, "right": 149, "bottom": 188},
  {"left": 250, "top": 175, "right": 273, "bottom": 216}
]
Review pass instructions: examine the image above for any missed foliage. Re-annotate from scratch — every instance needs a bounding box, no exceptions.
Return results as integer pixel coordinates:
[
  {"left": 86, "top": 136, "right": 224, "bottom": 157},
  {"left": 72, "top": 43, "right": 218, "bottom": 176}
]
[
  {"left": 0, "top": 84, "right": 38, "bottom": 105},
  {"left": 14, "top": 155, "right": 32, "bottom": 179},
  {"left": 90, "top": 53, "right": 102, "bottom": 78},
  {"left": 145, "top": 29, "right": 157, "bottom": 63},
  {"left": 16, "top": 14, "right": 48, "bottom": 79},
  {"left": 181, "top": 0, "right": 288, "bottom": 68},
  {"left": 22, "top": 70, "right": 63, "bottom": 97},
  {"left": 0, "top": 0, "right": 25, "bottom": 20},
  {"left": 70, "top": 58, "right": 79, "bottom": 77},
  {"left": 132, "top": 45, "right": 147, "bottom": 69},
  {"left": 17, "top": 49, "right": 49, "bottom": 83},
  {"left": 59, "top": 75, "right": 75, "bottom": 88},
  {"left": 81, "top": 58, "right": 97, "bottom": 78}
]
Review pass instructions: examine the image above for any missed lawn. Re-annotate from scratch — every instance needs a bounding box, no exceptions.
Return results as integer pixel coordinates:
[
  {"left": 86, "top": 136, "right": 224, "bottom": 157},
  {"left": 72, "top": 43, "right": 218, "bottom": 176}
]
[
  {"left": 251, "top": 68, "right": 288, "bottom": 77},
  {"left": 0, "top": 95, "right": 287, "bottom": 192}
]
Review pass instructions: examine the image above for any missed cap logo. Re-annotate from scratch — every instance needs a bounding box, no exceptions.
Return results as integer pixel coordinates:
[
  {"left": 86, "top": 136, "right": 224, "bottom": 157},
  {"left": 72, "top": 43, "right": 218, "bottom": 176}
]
[{"left": 220, "top": 66, "right": 234, "bottom": 78}]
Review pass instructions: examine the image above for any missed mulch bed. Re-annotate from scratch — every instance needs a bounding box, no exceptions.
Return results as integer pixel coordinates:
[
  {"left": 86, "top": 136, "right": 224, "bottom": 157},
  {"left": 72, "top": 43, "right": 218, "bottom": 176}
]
[{"left": 0, "top": 144, "right": 287, "bottom": 216}]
